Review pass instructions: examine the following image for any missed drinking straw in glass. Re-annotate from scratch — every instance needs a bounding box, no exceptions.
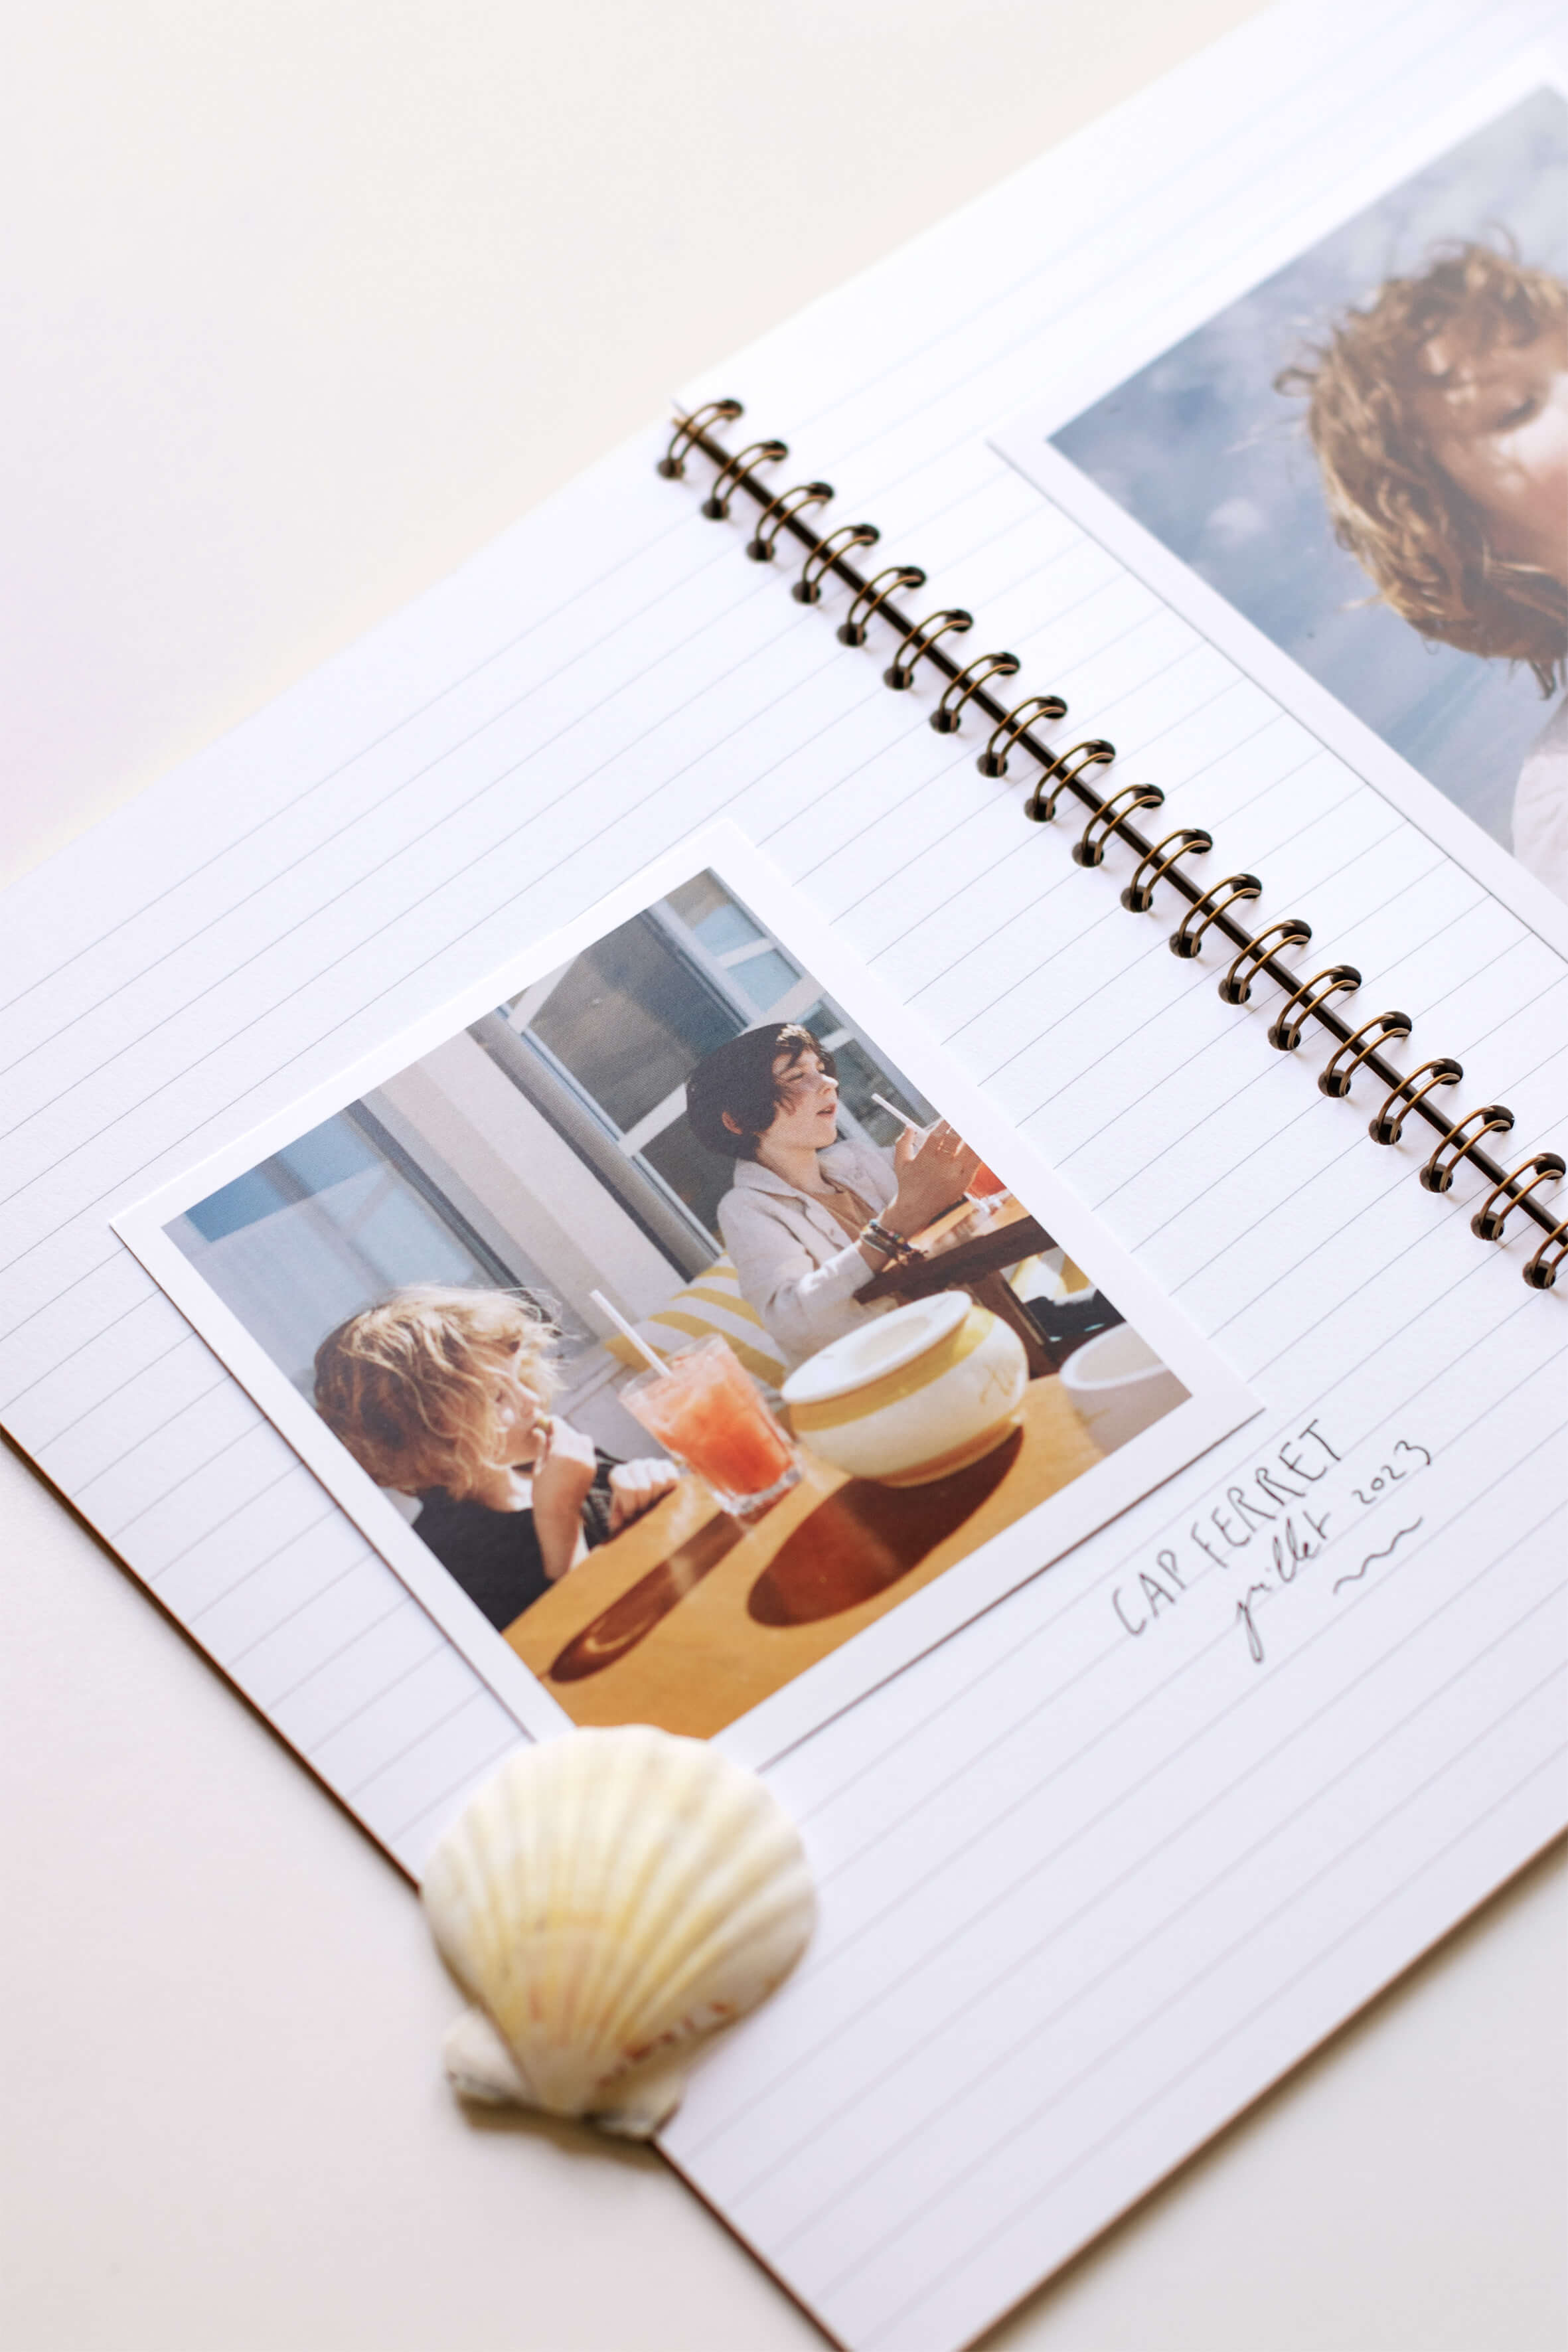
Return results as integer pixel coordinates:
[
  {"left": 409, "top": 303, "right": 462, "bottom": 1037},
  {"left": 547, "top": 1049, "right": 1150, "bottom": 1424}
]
[{"left": 622, "top": 1336, "right": 801, "bottom": 1519}]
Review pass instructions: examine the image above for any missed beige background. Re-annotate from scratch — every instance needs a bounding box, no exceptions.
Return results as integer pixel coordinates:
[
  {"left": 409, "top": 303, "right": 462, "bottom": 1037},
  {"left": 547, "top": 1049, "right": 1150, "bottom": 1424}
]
[{"left": 1, "top": 4, "right": 1563, "bottom": 2347}]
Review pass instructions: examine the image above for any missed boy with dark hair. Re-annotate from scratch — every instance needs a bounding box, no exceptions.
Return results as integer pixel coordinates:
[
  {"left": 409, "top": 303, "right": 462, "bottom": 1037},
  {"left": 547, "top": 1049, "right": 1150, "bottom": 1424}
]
[{"left": 686, "top": 1024, "right": 979, "bottom": 1368}]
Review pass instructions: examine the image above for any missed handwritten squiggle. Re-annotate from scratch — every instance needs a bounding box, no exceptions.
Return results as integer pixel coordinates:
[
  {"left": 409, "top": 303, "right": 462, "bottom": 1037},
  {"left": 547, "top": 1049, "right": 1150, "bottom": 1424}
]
[{"left": 1334, "top": 1518, "right": 1424, "bottom": 1597}]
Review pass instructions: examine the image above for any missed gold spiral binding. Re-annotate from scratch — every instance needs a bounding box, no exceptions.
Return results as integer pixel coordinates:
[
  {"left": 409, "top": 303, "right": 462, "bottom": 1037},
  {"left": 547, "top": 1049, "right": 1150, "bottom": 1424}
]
[
  {"left": 1470, "top": 1152, "right": 1566, "bottom": 1241},
  {"left": 1419, "top": 1105, "right": 1515, "bottom": 1194},
  {"left": 659, "top": 400, "right": 744, "bottom": 477},
  {"left": 1074, "top": 784, "right": 1164, "bottom": 868},
  {"left": 1370, "top": 1058, "right": 1462, "bottom": 1146},
  {"left": 747, "top": 481, "right": 833, "bottom": 562},
  {"left": 658, "top": 402, "right": 1568, "bottom": 1289},
  {"left": 1169, "top": 874, "right": 1263, "bottom": 959},
  {"left": 884, "top": 609, "right": 973, "bottom": 690},
  {"left": 701, "top": 439, "right": 788, "bottom": 518},
  {"left": 977, "top": 694, "right": 1069, "bottom": 778},
  {"left": 1026, "top": 739, "right": 1115, "bottom": 824},
  {"left": 1267, "top": 965, "right": 1360, "bottom": 1052},
  {"left": 838, "top": 565, "right": 927, "bottom": 647},
  {"left": 1317, "top": 1009, "right": 1411, "bottom": 1097},
  {"left": 795, "top": 522, "right": 879, "bottom": 603},
  {"left": 931, "top": 651, "right": 1020, "bottom": 734},
  {"left": 1218, "top": 916, "right": 1312, "bottom": 1006},
  {"left": 1120, "top": 828, "right": 1211, "bottom": 913},
  {"left": 1524, "top": 1215, "right": 1568, "bottom": 1289}
]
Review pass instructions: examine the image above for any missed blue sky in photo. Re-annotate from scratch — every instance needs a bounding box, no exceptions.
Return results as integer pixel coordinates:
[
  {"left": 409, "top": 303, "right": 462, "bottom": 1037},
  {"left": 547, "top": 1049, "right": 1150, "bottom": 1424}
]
[{"left": 1050, "top": 89, "right": 1568, "bottom": 854}]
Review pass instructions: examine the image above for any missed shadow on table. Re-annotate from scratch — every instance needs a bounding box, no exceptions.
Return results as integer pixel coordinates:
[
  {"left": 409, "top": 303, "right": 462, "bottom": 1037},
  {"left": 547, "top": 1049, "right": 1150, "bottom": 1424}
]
[
  {"left": 545, "top": 1425, "right": 1024, "bottom": 1680},
  {"left": 548, "top": 1510, "right": 749, "bottom": 1683},
  {"left": 748, "top": 1426, "right": 1021, "bottom": 1626}
]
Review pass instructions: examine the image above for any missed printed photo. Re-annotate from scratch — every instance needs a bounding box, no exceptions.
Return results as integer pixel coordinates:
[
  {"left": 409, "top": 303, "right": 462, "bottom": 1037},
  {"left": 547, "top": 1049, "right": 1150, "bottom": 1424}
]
[
  {"left": 998, "top": 86, "right": 1568, "bottom": 912},
  {"left": 115, "top": 832, "right": 1254, "bottom": 1762}
]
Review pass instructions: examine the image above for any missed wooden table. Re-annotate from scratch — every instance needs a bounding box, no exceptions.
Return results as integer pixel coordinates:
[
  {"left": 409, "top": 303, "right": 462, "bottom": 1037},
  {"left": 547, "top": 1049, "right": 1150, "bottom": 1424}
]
[
  {"left": 505, "top": 1376, "right": 1101, "bottom": 1736},
  {"left": 856, "top": 1196, "right": 1057, "bottom": 1377}
]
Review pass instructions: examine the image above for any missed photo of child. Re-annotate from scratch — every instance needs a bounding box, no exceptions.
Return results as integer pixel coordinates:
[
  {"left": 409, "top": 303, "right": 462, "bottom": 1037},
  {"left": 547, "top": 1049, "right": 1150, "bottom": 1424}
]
[
  {"left": 1040, "top": 88, "right": 1568, "bottom": 900},
  {"left": 313, "top": 1288, "right": 678, "bottom": 1630},
  {"left": 118, "top": 842, "right": 1245, "bottom": 1757},
  {"left": 688, "top": 1021, "right": 982, "bottom": 1368}
]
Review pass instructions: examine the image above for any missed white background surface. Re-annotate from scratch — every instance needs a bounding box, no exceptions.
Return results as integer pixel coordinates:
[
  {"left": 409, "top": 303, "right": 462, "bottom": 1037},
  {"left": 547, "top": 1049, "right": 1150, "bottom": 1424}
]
[{"left": 1, "top": 5, "right": 1562, "bottom": 2347}]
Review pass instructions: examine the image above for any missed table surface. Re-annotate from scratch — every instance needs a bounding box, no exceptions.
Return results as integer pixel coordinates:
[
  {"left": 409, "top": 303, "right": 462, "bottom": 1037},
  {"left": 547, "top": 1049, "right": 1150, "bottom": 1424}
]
[
  {"left": 853, "top": 1196, "right": 1049, "bottom": 1300},
  {"left": 507, "top": 1378, "right": 1100, "bottom": 1735},
  {"left": 1, "top": 6, "right": 1562, "bottom": 2350}
]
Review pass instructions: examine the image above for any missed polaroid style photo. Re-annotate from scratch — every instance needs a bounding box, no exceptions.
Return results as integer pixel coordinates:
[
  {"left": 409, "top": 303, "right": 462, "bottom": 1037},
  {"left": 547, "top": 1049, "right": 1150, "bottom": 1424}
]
[
  {"left": 114, "top": 826, "right": 1257, "bottom": 1769},
  {"left": 991, "top": 64, "right": 1568, "bottom": 951}
]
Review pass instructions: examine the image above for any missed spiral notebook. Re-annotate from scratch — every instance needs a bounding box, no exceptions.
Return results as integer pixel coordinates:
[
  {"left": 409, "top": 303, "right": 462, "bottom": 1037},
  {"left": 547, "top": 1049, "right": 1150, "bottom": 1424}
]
[{"left": 2, "top": 2, "right": 1563, "bottom": 2348}]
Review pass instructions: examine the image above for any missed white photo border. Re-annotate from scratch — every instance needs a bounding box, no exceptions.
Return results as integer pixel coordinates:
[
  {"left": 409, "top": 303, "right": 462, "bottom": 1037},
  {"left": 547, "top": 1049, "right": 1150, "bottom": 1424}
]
[{"left": 114, "top": 824, "right": 1259, "bottom": 1770}]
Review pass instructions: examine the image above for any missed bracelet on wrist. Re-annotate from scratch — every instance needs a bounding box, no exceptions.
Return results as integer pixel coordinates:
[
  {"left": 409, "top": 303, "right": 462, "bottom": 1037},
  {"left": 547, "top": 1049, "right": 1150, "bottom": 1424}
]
[{"left": 862, "top": 1217, "right": 917, "bottom": 1265}]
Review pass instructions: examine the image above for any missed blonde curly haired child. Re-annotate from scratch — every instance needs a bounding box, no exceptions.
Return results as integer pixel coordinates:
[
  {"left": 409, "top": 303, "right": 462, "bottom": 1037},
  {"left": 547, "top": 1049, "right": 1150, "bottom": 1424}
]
[
  {"left": 315, "top": 1286, "right": 675, "bottom": 1628},
  {"left": 1277, "top": 241, "right": 1568, "bottom": 894}
]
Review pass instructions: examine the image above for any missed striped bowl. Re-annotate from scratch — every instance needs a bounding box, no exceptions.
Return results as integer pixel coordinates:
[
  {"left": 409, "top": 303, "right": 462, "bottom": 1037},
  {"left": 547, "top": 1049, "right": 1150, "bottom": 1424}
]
[{"left": 782, "top": 1291, "right": 1028, "bottom": 1486}]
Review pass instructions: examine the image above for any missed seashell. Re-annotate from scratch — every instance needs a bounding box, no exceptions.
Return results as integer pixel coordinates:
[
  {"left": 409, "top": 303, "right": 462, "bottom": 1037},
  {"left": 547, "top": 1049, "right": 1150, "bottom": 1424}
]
[{"left": 422, "top": 1724, "right": 816, "bottom": 2138}]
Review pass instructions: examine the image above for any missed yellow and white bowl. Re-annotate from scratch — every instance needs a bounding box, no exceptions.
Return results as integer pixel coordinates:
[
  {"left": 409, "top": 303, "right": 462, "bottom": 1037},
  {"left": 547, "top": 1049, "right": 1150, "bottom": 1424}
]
[{"left": 782, "top": 1292, "right": 1028, "bottom": 1486}]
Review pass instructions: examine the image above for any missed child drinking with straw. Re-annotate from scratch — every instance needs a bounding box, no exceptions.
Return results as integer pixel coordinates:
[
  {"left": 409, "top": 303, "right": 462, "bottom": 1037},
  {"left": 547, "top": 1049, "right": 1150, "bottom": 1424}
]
[{"left": 314, "top": 1286, "right": 677, "bottom": 1629}]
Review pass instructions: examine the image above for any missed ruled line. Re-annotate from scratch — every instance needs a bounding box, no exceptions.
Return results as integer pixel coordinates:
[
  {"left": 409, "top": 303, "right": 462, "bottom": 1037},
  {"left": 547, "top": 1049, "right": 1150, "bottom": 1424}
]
[
  {"left": 680, "top": 1324, "right": 1557, "bottom": 2167},
  {"left": 779, "top": 1559, "right": 1559, "bottom": 2261},
  {"left": 0, "top": 495, "right": 702, "bottom": 1025},
  {"left": 857, "top": 1736, "right": 1562, "bottom": 2344},
  {"left": 3, "top": 12, "right": 1563, "bottom": 2342}
]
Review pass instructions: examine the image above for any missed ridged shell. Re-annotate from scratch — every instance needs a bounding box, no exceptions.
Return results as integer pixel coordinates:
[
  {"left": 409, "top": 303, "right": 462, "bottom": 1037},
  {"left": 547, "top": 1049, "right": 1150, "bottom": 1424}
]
[{"left": 422, "top": 1725, "right": 816, "bottom": 2136}]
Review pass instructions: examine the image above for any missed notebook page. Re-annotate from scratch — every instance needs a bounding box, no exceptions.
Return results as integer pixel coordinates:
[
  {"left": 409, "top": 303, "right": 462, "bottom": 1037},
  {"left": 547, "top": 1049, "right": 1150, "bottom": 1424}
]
[
  {"left": 0, "top": 472, "right": 813, "bottom": 1861},
  {"left": 0, "top": 3, "right": 1561, "bottom": 2349},
  {"left": 646, "top": 5, "right": 1567, "bottom": 2343}
]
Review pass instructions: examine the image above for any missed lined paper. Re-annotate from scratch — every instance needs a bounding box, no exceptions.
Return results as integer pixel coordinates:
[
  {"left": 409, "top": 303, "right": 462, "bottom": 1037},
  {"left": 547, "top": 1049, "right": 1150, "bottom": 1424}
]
[{"left": 1, "top": 2, "right": 1562, "bottom": 2346}]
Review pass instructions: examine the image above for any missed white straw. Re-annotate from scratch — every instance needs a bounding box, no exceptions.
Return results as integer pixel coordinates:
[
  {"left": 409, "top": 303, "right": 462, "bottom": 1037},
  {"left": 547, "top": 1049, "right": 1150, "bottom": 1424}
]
[
  {"left": 590, "top": 1289, "right": 668, "bottom": 1378},
  {"left": 872, "top": 1091, "right": 925, "bottom": 1132}
]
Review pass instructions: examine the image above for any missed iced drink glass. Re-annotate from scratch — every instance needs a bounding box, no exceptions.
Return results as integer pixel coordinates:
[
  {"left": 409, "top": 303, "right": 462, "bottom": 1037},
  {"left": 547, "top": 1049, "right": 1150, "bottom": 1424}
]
[
  {"left": 622, "top": 1336, "right": 801, "bottom": 1520},
  {"left": 965, "top": 1160, "right": 1008, "bottom": 1208}
]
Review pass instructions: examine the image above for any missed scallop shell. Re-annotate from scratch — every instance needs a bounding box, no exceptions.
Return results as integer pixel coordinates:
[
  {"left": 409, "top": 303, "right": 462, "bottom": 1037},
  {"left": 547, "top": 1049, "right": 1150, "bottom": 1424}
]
[{"left": 422, "top": 1725, "right": 816, "bottom": 2138}]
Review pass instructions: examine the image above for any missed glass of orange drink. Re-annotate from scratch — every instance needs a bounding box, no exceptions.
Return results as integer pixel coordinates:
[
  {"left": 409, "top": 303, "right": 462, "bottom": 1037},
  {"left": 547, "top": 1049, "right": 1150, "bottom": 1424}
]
[{"left": 623, "top": 1336, "right": 801, "bottom": 1519}]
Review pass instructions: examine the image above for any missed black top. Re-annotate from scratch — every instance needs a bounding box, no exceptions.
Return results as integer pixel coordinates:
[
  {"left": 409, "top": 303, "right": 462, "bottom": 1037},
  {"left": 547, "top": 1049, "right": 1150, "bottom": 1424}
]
[{"left": 414, "top": 1452, "right": 619, "bottom": 1631}]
